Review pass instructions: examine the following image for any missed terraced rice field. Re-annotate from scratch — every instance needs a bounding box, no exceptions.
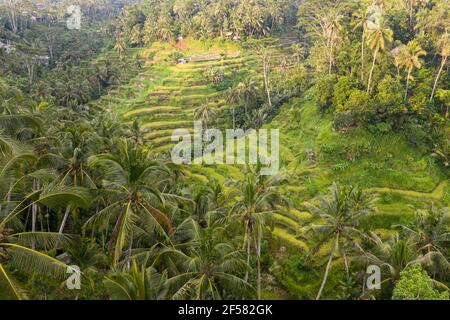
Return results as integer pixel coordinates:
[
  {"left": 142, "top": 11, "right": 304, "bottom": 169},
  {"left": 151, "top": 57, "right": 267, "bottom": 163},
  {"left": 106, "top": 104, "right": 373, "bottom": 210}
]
[
  {"left": 95, "top": 41, "right": 450, "bottom": 257},
  {"left": 94, "top": 47, "right": 259, "bottom": 155}
]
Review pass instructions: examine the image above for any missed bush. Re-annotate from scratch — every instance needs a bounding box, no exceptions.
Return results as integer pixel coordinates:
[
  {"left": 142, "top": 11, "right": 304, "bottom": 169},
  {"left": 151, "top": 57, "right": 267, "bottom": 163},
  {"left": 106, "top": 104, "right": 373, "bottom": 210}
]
[
  {"left": 332, "top": 76, "right": 358, "bottom": 112},
  {"left": 392, "top": 265, "right": 449, "bottom": 300},
  {"left": 313, "top": 74, "right": 337, "bottom": 113},
  {"left": 333, "top": 111, "right": 355, "bottom": 131},
  {"left": 373, "top": 76, "right": 405, "bottom": 122}
]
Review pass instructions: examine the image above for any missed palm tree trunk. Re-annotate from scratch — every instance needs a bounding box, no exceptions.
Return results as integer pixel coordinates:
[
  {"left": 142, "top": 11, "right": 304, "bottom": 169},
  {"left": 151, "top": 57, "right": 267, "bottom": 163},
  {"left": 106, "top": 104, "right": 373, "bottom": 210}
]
[
  {"left": 430, "top": 56, "right": 447, "bottom": 101},
  {"left": 404, "top": 68, "right": 411, "bottom": 101},
  {"left": 263, "top": 57, "right": 272, "bottom": 108},
  {"left": 58, "top": 205, "right": 71, "bottom": 234},
  {"left": 316, "top": 235, "right": 338, "bottom": 300},
  {"left": 232, "top": 107, "right": 236, "bottom": 130},
  {"left": 31, "top": 180, "right": 37, "bottom": 233},
  {"left": 245, "top": 229, "right": 251, "bottom": 282},
  {"left": 361, "top": 32, "right": 365, "bottom": 82},
  {"left": 31, "top": 179, "right": 39, "bottom": 249},
  {"left": 329, "top": 38, "right": 334, "bottom": 75},
  {"left": 126, "top": 229, "right": 134, "bottom": 270},
  {"left": 367, "top": 50, "right": 378, "bottom": 93},
  {"left": 256, "top": 230, "right": 262, "bottom": 300}
]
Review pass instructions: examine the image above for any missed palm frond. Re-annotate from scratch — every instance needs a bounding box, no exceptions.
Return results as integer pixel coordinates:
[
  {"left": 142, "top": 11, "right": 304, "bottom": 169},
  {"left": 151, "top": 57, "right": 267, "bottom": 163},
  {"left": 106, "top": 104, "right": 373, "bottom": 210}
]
[
  {"left": 8, "top": 232, "right": 77, "bottom": 250},
  {"left": 1, "top": 243, "right": 69, "bottom": 280},
  {"left": 0, "top": 263, "right": 27, "bottom": 300},
  {"left": 103, "top": 276, "right": 133, "bottom": 300},
  {"left": 0, "top": 114, "right": 43, "bottom": 133},
  {"left": 37, "top": 187, "right": 91, "bottom": 209}
]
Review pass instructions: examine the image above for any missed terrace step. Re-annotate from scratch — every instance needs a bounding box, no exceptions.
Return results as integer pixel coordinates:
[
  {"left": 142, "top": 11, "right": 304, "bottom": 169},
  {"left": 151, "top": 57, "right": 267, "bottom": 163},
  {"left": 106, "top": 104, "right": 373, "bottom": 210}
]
[
  {"left": 145, "top": 128, "right": 194, "bottom": 140},
  {"left": 272, "top": 227, "right": 308, "bottom": 252},
  {"left": 142, "top": 120, "right": 192, "bottom": 130}
]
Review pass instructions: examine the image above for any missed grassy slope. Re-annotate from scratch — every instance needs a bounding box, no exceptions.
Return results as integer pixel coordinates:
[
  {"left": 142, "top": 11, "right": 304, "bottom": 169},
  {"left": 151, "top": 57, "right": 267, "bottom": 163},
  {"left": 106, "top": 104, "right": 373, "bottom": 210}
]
[
  {"left": 98, "top": 39, "right": 449, "bottom": 299},
  {"left": 264, "top": 96, "right": 450, "bottom": 299}
]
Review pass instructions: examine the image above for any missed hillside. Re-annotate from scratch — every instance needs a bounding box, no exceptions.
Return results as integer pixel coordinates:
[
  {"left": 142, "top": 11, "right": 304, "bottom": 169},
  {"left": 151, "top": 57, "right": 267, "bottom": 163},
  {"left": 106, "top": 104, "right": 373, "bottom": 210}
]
[
  {"left": 1, "top": 0, "right": 449, "bottom": 302},
  {"left": 90, "top": 37, "right": 449, "bottom": 299}
]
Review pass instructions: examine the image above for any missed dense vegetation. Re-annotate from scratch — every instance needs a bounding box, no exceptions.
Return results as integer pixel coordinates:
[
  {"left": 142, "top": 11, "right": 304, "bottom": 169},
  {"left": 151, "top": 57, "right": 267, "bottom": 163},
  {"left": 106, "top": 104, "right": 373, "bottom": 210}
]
[{"left": 0, "top": 0, "right": 448, "bottom": 300}]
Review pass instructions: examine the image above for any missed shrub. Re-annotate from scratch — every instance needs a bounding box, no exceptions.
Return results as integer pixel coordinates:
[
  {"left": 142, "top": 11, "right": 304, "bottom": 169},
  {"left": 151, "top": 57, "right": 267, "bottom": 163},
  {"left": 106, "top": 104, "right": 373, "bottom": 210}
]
[
  {"left": 333, "top": 111, "right": 355, "bottom": 131},
  {"left": 344, "top": 89, "right": 372, "bottom": 124},
  {"left": 374, "top": 75, "right": 405, "bottom": 121},
  {"left": 332, "top": 76, "right": 358, "bottom": 112},
  {"left": 313, "top": 74, "right": 338, "bottom": 112},
  {"left": 392, "top": 265, "right": 449, "bottom": 300}
]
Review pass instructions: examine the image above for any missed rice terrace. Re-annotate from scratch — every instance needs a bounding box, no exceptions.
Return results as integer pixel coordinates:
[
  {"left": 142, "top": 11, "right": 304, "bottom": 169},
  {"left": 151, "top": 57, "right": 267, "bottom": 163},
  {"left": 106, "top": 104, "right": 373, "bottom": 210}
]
[{"left": 0, "top": 0, "right": 449, "bottom": 302}]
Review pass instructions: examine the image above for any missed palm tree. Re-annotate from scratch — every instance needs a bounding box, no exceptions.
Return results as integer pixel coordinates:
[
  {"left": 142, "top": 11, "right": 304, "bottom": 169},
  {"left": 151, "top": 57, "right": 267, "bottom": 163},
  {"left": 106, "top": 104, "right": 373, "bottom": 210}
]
[
  {"left": 164, "top": 221, "right": 252, "bottom": 300},
  {"left": 366, "top": 21, "right": 393, "bottom": 92},
  {"left": 399, "top": 207, "right": 450, "bottom": 275},
  {"left": 230, "top": 168, "right": 287, "bottom": 299},
  {"left": 225, "top": 87, "right": 238, "bottom": 130},
  {"left": 324, "top": 9, "right": 343, "bottom": 75},
  {"left": 84, "top": 139, "right": 174, "bottom": 268},
  {"left": 352, "top": 6, "right": 371, "bottom": 82},
  {"left": 430, "top": 34, "right": 449, "bottom": 101},
  {"left": 305, "top": 183, "right": 376, "bottom": 300},
  {"left": 225, "top": 78, "right": 258, "bottom": 129},
  {"left": 194, "top": 101, "right": 217, "bottom": 131},
  {"left": 358, "top": 231, "right": 449, "bottom": 292},
  {"left": 359, "top": 233, "right": 417, "bottom": 284},
  {"left": 236, "top": 79, "right": 259, "bottom": 112},
  {"left": 104, "top": 261, "right": 169, "bottom": 300},
  {"left": 52, "top": 124, "right": 98, "bottom": 234},
  {"left": 404, "top": 0, "right": 430, "bottom": 27},
  {"left": 395, "top": 41, "right": 426, "bottom": 100}
]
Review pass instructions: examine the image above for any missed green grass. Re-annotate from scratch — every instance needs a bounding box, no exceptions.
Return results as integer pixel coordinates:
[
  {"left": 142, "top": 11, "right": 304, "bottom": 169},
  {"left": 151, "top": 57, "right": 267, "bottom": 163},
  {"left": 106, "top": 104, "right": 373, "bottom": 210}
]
[
  {"left": 273, "top": 213, "right": 301, "bottom": 230},
  {"left": 272, "top": 228, "right": 309, "bottom": 252}
]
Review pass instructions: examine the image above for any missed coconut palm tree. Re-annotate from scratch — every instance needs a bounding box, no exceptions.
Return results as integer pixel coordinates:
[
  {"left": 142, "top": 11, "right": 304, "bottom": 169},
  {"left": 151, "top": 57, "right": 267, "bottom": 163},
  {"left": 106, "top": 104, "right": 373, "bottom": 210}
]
[
  {"left": 305, "top": 183, "right": 376, "bottom": 300},
  {"left": 225, "top": 87, "right": 239, "bottom": 130},
  {"left": 236, "top": 79, "right": 259, "bottom": 112},
  {"left": 395, "top": 41, "right": 426, "bottom": 100},
  {"left": 194, "top": 101, "right": 217, "bottom": 131},
  {"left": 230, "top": 167, "right": 287, "bottom": 299},
  {"left": 324, "top": 9, "right": 343, "bottom": 75},
  {"left": 430, "top": 33, "right": 450, "bottom": 101},
  {"left": 84, "top": 139, "right": 174, "bottom": 268},
  {"left": 226, "top": 78, "right": 259, "bottom": 129},
  {"left": 359, "top": 233, "right": 417, "bottom": 285},
  {"left": 104, "top": 260, "right": 170, "bottom": 300},
  {"left": 352, "top": 5, "right": 371, "bottom": 82},
  {"left": 164, "top": 221, "right": 252, "bottom": 300},
  {"left": 366, "top": 21, "right": 393, "bottom": 92},
  {"left": 399, "top": 207, "right": 450, "bottom": 276}
]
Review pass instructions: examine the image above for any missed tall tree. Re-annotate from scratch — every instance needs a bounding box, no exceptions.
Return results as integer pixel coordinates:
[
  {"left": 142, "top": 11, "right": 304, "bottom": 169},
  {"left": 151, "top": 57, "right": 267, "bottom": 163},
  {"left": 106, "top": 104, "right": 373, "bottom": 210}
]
[
  {"left": 84, "top": 139, "right": 174, "bottom": 267},
  {"left": 430, "top": 34, "right": 450, "bottom": 101},
  {"left": 366, "top": 20, "right": 393, "bottom": 92},
  {"left": 231, "top": 168, "right": 286, "bottom": 299},
  {"left": 352, "top": 5, "right": 371, "bottom": 82},
  {"left": 395, "top": 41, "right": 426, "bottom": 100},
  {"left": 305, "top": 183, "right": 376, "bottom": 300}
]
